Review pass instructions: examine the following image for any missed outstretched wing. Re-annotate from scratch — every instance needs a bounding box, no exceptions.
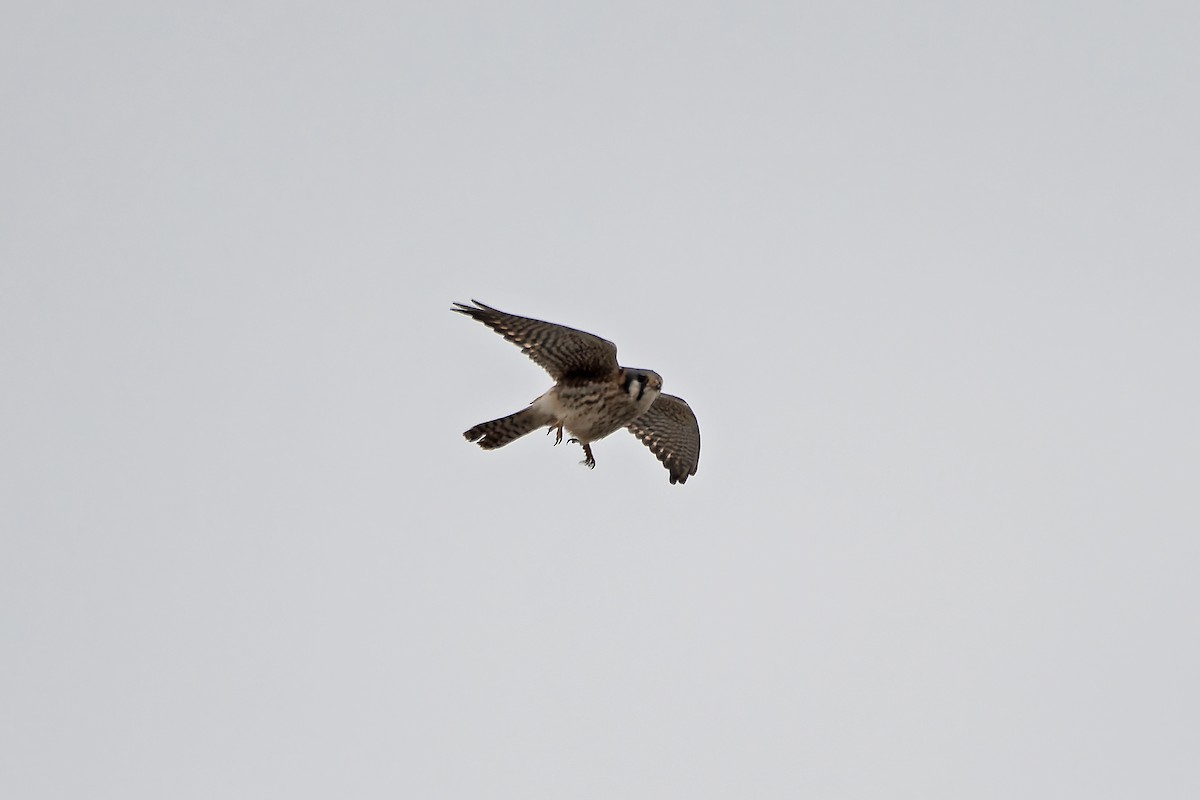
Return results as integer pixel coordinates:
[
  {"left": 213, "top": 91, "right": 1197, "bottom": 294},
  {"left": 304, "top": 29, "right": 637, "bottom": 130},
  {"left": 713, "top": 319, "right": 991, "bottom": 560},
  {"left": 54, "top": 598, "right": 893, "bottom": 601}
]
[
  {"left": 627, "top": 394, "right": 700, "bottom": 485},
  {"left": 452, "top": 300, "right": 620, "bottom": 381}
]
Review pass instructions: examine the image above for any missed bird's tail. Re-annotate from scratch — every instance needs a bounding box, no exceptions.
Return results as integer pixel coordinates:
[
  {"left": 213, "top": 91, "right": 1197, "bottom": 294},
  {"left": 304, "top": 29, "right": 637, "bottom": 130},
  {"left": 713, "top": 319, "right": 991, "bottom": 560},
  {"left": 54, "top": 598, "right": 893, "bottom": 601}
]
[{"left": 464, "top": 407, "right": 553, "bottom": 450}]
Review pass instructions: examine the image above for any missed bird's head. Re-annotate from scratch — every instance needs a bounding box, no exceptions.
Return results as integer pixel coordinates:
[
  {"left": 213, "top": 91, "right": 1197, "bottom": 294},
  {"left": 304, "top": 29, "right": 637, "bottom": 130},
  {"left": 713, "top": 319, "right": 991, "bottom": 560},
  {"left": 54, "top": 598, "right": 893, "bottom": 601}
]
[{"left": 622, "top": 369, "right": 663, "bottom": 412}]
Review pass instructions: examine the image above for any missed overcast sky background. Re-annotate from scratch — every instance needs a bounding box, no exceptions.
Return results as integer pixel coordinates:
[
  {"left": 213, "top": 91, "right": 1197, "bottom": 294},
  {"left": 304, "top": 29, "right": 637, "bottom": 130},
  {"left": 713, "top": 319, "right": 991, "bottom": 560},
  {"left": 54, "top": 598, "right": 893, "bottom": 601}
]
[{"left": 3, "top": 2, "right": 1198, "bottom": 798}]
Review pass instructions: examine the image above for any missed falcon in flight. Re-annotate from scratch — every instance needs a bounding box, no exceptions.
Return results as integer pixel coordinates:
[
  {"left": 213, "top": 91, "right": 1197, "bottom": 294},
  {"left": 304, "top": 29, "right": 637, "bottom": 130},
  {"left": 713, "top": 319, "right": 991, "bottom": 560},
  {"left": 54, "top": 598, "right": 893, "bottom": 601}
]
[{"left": 453, "top": 300, "right": 701, "bottom": 484}]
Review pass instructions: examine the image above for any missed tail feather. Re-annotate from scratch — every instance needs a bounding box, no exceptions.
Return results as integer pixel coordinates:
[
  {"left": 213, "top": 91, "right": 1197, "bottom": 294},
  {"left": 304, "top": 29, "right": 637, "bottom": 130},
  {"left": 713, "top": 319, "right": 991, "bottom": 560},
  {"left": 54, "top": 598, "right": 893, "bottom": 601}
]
[{"left": 464, "top": 407, "right": 551, "bottom": 450}]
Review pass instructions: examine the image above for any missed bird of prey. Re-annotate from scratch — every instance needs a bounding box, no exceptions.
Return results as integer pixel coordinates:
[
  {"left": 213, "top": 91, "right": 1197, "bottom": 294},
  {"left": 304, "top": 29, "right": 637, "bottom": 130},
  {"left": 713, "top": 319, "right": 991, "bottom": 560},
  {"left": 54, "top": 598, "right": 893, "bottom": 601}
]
[{"left": 453, "top": 300, "right": 701, "bottom": 484}]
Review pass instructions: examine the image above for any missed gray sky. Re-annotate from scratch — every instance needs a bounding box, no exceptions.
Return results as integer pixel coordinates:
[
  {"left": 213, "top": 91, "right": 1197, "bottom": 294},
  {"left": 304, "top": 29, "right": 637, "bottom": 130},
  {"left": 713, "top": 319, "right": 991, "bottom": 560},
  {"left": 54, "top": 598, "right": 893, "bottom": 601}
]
[{"left": 3, "top": 2, "right": 1198, "bottom": 798}]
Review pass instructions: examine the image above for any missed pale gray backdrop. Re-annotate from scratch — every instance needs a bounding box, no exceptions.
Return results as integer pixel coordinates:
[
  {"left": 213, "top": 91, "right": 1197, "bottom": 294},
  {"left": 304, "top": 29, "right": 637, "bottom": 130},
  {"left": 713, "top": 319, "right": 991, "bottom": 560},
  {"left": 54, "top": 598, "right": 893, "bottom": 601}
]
[{"left": 3, "top": 2, "right": 1198, "bottom": 798}]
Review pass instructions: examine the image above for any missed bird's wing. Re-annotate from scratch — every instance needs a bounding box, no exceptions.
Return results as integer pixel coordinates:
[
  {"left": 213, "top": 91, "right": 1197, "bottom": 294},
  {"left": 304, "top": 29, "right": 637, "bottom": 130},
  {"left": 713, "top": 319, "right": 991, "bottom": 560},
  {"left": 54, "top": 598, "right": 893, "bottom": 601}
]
[
  {"left": 452, "top": 300, "right": 620, "bottom": 381},
  {"left": 627, "top": 393, "right": 700, "bottom": 485}
]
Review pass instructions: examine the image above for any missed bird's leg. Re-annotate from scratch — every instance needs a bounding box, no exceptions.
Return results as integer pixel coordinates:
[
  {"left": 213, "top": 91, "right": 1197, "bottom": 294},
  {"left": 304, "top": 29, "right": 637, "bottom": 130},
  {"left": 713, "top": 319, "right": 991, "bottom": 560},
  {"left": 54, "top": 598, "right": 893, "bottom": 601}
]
[
  {"left": 565, "top": 436, "right": 596, "bottom": 468},
  {"left": 545, "top": 422, "right": 564, "bottom": 445},
  {"left": 577, "top": 441, "right": 596, "bottom": 469}
]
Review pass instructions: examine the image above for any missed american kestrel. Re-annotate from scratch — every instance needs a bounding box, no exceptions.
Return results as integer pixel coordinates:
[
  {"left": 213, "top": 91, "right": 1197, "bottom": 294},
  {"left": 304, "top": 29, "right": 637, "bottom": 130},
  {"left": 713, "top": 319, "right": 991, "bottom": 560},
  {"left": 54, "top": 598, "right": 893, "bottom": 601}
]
[{"left": 453, "top": 300, "right": 701, "bottom": 484}]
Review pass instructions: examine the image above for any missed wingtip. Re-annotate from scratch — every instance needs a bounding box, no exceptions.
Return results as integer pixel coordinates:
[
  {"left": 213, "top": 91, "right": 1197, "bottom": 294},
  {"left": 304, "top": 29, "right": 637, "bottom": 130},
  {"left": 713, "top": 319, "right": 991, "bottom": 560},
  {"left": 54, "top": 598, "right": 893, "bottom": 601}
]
[
  {"left": 450, "top": 299, "right": 498, "bottom": 315},
  {"left": 668, "top": 465, "right": 699, "bottom": 485}
]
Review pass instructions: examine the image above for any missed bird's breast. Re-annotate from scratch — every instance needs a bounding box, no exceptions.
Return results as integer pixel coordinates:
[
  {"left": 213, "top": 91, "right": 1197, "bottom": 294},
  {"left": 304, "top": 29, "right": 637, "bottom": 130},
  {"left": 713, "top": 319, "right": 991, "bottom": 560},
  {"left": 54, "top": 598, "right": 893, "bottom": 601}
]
[{"left": 551, "top": 381, "right": 645, "bottom": 442}]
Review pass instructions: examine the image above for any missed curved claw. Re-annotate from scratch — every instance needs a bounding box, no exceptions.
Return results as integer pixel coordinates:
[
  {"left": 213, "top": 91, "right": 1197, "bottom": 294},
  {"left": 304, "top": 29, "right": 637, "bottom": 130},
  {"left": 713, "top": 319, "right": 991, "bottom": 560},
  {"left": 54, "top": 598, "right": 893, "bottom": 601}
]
[{"left": 579, "top": 442, "right": 596, "bottom": 469}]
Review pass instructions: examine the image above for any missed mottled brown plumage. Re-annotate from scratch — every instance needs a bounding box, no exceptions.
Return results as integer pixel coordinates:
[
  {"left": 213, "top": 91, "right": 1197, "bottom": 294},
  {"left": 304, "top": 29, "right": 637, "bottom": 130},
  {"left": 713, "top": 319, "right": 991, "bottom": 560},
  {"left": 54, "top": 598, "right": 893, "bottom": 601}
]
[
  {"left": 452, "top": 301, "right": 618, "bottom": 381},
  {"left": 454, "top": 300, "right": 701, "bottom": 484},
  {"left": 626, "top": 394, "right": 701, "bottom": 485}
]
